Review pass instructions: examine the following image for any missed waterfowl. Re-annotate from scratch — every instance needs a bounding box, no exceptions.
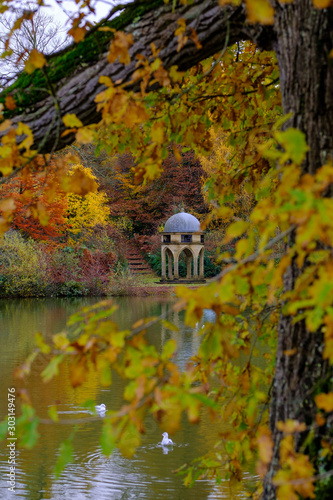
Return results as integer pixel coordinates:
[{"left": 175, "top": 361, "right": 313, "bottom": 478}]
[
  {"left": 161, "top": 432, "right": 173, "bottom": 445},
  {"left": 95, "top": 404, "right": 106, "bottom": 412}
]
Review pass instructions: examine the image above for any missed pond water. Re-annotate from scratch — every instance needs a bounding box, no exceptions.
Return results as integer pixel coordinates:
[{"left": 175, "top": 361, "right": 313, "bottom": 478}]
[{"left": 0, "top": 297, "right": 257, "bottom": 499}]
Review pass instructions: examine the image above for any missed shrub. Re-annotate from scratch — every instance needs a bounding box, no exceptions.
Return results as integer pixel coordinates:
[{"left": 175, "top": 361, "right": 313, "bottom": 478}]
[
  {"left": 48, "top": 246, "right": 83, "bottom": 295},
  {"left": 0, "top": 232, "right": 50, "bottom": 297},
  {"left": 106, "top": 262, "right": 140, "bottom": 296},
  {"left": 79, "top": 248, "right": 116, "bottom": 295}
]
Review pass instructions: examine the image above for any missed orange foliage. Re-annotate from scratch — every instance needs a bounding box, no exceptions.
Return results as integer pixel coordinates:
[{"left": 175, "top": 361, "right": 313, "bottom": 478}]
[{"left": 0, "top": 157, "right": 67, "bottom": 243}]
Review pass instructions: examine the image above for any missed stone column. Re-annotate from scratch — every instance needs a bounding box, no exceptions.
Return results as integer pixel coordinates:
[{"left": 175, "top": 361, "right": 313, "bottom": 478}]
[
  {"left": 193, "top": 253, "right": 199, "bottom": 279},
  {"left": 161, "top": 246, "right": 166, "bottom": 279},
  {"left": 174, "top": 252, "right": 179, "bottom": 279},
  {"left": 199, "top": 247, "right": 205, "bottom": 279},
  {"left": 168, "top": 250, "right": 173, "bottom": 279},
  {"left": 186, "top": 253, "right": 192, "bottom": 279}
]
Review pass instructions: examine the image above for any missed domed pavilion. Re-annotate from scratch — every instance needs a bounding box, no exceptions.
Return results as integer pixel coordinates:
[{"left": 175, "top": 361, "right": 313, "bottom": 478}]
[{"left": 160, "top": 210, "right": 205, "bottom": 283}]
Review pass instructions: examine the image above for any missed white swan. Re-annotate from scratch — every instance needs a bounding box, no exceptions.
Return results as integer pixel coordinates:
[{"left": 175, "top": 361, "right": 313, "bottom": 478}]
[{"left": 161, "top": 432, "right": 173, "bottom": 445}]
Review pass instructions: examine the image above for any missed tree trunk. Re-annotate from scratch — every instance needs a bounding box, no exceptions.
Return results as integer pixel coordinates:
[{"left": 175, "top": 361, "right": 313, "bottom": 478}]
[
  {"left": 262, "top": 1, "right": 333, "bottom": 498},
  {"left": 0, "top": 0, "right": 274, "bottom": 154}
]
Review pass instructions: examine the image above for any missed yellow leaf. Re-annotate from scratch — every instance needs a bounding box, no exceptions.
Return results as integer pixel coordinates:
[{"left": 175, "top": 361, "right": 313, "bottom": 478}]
[
  {"left": 151, "top": 122, "right": 165, "bottom": 144},
  {"left": 256, "top": 427, "right": 273, "bottom": 477},
  {"left": 62, "top": 165, "right": 97, "bottom": 195},
  {"left": 283, "top": 348, "right": 297, "bottom": 356},
  {"left": 99, "top": 75, "right": 113, "bottom": 87},
  {"left": 0, "top": 197, "right": 16, "bottom": 213},
  {"left": 0, "top": 119, "right": 11, "bottom": 133},
  {"left": 68, "top": 25, "right": 86, "bottom": 43},
  {"left": 218, "top": 0, "right": 241, "bottom": 4},
  {"left": 312, "top": 0, "right": 333, "bottom": 7},
  {"left": 276, "top": 419, "right": 307, "bottom": 434},
  {"left": 24, "top": 49, "right": 46, "bottom": 74},
  {"left": 123, "top": 101, "right": 149, "bottom": 128},
  {"left": 63, "top": 114, "right": 83, "bottom": 128},
  {"left": 245, "top": 0, "right": 275, "bottom": 25},
  {"left": 76, "top": 127, "right": 95, "bottom": 144},
  {"left": 225, "top": 221, "right": 249, "bottom": 242},
  {"left": 107, "top": 31, "right": 133, "bottom": 65},
  {"left": 169, "top": 65, "right": 185, "bottom": 82},
  {"left": 35, "top": 332, "right": 51, "bottom": 354},
  {"left": 16, "top": 121, "right": 34, "bottom": 150},
  {"left": 315, "top": 392, "right": 333, "bottom": 412},
  {"left": 0, "top": 217, "right": 10, "bottom": 235}
]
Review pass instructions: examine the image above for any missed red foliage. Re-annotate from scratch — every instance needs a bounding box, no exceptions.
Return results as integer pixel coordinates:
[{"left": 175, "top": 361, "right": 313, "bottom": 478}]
[
  {"left": 0, "top": 157, "right": 67, "bottom": 243},
  {"left": 132, "top": 233, "right": 160, "bottom": 254},
  {"left": 106, "top": 147, "right": 208, "bottom": 234},
  {"left": 79, "top": 248, "right": 117, "bottom": 286}
]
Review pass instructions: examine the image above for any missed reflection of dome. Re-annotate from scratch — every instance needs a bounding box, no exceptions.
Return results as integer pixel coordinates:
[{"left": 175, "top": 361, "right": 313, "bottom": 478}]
[{"left": 164, "top": 212, "right": 201, "bottom": 232}]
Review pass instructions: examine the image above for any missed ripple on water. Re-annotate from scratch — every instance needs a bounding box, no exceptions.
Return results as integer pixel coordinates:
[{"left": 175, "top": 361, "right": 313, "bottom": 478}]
[{"left": 46, "top": 442, "right": 199, "bottom": 500}]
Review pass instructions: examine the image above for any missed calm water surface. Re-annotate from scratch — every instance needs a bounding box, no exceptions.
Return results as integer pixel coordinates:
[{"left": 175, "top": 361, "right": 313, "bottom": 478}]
[{"left": 0, "top": 297, "right": 256, "bottom": 500}]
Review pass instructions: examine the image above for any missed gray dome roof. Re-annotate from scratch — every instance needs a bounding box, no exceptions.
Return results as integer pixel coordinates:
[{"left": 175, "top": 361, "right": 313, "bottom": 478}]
[{"left": 164, "top": 212, "right": 201, "bottom": 232}]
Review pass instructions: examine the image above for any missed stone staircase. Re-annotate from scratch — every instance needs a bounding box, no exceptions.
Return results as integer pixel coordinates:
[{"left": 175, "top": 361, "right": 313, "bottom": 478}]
[{"left": 126, "top": 243, "right": 155, "bottom": 276}]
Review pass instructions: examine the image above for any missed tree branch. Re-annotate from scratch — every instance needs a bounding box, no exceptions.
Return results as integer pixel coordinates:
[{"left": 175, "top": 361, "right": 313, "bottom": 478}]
[
  {"left": 208, "top": 225, "right": 296, "bottom": 283},
  {"left": 0, "top": 0, "right": 274, "bottom": 154}
]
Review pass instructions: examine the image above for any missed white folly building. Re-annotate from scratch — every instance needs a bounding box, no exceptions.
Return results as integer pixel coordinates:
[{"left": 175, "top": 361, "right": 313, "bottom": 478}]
[{"left": 160, "top": 210, "right": 205, "bottom": 283}]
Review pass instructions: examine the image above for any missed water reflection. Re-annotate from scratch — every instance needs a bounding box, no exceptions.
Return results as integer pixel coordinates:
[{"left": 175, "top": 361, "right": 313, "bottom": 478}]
[{"left": 0, "top": 297, "right": 252, "bottom": 499}]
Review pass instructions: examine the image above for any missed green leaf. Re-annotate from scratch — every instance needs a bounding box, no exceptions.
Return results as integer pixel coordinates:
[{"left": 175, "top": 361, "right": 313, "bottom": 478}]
[
  {"left": 118, "top": 422, "right": 141, "bottom": 458},
  {"left": 225, "top": 221, "right": 249, "bottom": 241},
  {"left": 275, "top": 128, "right": 309, "bottom": 164},
  {"left": 54, "top": 436, "right": 74, "bottom": 478},
  {"left": 161, "top": 320, "right": 179, "bottom": 332},
  {"left": 100, "top": 362, "right": 112, "bottom": 386},
  {"left": 190, "top": 393, "right": 219, "bottom": 410},
  {"left": 161, "top": 339, "right": 177, "bottom": 360},
  {"left": 35, "top": 331, "right": 51, "bottom": 354},
  {"left": 0, "top": 418, "right": 8, "bottom": 440},
  {"left": 80, "top": 399, "right": 96, "bottom": 413},
  {"left": 17, "top": 405, "right": 39, "bottom": 449},
  {"left": 41, "top": 355, "right": 64, "bottom": 382},
  {"left": 100, "top": 420, "right": 116, "bottom": 456},
  {"left": 48, "top": 406, "right": 59, "bottom": 423}
]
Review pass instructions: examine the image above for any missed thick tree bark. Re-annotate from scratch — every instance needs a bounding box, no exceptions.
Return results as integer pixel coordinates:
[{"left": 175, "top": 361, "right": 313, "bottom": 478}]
[
  {"left": 0, "top": 0, "right": 274, "bottom": 153},
  {"left": 262, "top": 1, "right": 333, "bottom": 498}
]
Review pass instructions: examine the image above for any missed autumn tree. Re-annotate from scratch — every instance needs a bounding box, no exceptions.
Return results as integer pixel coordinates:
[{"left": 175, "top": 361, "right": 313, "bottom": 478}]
[
  {"left": 0, "top": 157, "right": 67, "bottom": 242},
  {"left": 199, "top": 127, "right": 257, "bottom": 231},
  {"left": 0, "top": 1, "right": 332, "bottom": 500},
  {"left": 106, "top": 147, "right": 208, "bottom": 234},
  {"left": 65, "top": 164, "right": 110, "bottom": 244}
]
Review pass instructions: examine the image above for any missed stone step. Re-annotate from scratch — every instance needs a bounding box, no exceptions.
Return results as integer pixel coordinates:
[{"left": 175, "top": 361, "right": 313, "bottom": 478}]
[
  {"left": 129, "top": 266, "right": 151, "bottom": 269},
  {"left": 124, "top": 243, "right": 155, "bottom": 276}
]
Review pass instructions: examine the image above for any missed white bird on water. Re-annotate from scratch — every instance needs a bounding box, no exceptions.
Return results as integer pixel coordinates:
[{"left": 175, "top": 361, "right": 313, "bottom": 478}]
[
  {"left": 95, "top": 404, "right": 106, "bottom": 414},
  {"left": 161, "top": 432, "right": 173, "bottom": 446}
]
